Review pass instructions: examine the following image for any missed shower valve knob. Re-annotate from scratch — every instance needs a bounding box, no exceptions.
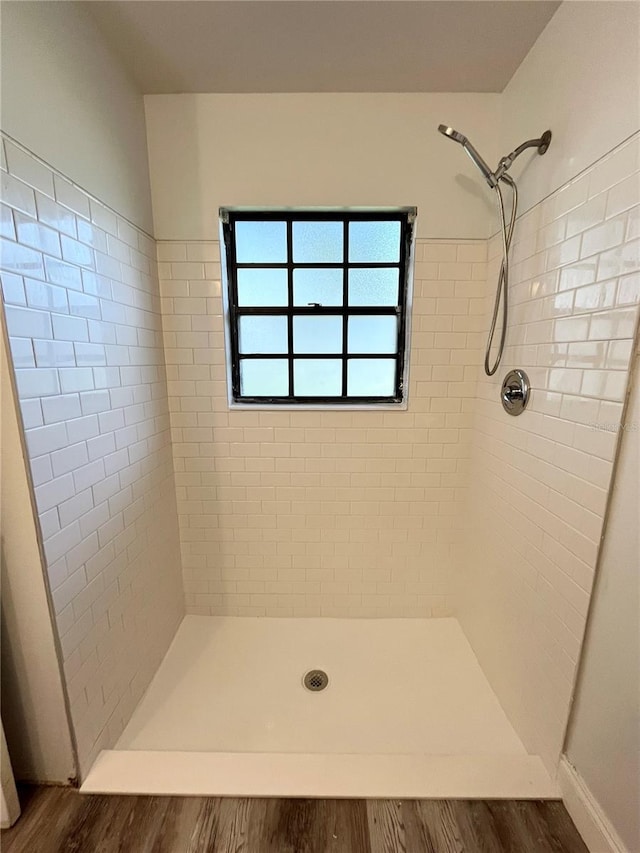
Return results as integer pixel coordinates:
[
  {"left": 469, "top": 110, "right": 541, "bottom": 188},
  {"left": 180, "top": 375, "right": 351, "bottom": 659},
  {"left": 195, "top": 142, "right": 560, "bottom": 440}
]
[
  {"left": 503, "top": 384, "right": 523, "bottom": 401},
  {"left": 502, "top": 387, "right": 523, "bottom": 411},
  {"left": 501, "top": 369, "right": 530, "bottom": 416}
]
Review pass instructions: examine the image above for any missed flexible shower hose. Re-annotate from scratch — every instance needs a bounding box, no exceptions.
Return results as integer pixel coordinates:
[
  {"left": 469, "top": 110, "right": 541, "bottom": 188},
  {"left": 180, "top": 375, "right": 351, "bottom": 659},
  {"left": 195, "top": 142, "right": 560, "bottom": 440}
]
[{"left": 484, "top": 174, "right": 518, "bottom": 376}]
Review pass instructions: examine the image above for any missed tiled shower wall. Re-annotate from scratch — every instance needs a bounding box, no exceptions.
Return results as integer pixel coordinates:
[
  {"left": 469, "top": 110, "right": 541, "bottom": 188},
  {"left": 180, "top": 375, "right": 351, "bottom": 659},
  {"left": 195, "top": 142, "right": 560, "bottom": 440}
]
[
  {"left": 3, "top": 119, "right": 637, "bottom": 778},
  {"left": 158, "top": 238, "right": 487, "bottom": 617},
  {"left": 0, "top": 136, "right": 184, "bottom": 776},
  {"left": 459, "top": 134, "right": 640, "bottom": 773}
]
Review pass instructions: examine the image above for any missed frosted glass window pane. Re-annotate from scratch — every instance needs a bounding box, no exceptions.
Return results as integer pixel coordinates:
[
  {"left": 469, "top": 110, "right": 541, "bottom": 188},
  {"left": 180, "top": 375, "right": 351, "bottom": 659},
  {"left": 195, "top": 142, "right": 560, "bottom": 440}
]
[
  {"left": 292, "top": 221, "right": 343, "bottom": 263},
  {"left": 293, "top": 316, "right": 342, "bottom": 353},
  {"left": 235, "top": 220, "right": 287, "bottom": 263},
  {"left": 349, "top": 268, "right": 399, "bottom": 306},
  {"left": 237, "top": 269, "right": 288, "bottom": 306},
  {"left": 239, "top": 315, "right": 288, "bottom": 353},
  {"left": 294, "top": 359, "right": 342, "bottom": 396},
  {"left": 348, "top": 359, "right": 396, "bottom": 396},
  {"left": 240, "top": 359, "right": 289, "bottom": 396},
  {"left": 348, "top": 315, "right": 397, "bottom": 353},
  {"left": 293, "top": 268, "right": 343, "bottom": 306},
  {"left": 349, "top": 221, "right": 400, "bottom": 262}
]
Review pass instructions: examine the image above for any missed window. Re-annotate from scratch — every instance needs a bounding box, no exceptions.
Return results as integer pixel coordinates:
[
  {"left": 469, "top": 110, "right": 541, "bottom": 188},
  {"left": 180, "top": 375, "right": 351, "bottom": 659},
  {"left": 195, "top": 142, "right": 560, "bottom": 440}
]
[{"left": 221, "top": 209, "right": 415, "bottom": 405}]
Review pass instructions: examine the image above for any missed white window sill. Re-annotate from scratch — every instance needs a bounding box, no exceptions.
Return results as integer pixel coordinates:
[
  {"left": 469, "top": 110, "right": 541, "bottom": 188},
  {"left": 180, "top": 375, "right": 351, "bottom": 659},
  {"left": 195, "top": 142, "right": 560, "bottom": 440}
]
[{"left": 227, "top": 401, "right": 409, "bottom": 412}]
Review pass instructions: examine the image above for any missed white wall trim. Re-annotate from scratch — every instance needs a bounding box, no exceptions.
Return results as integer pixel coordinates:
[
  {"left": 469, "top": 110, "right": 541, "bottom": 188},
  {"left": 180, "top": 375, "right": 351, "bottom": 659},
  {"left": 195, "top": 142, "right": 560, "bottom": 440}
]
[{"left": 558, "top": 757, "right": 630, "bottom": 853}]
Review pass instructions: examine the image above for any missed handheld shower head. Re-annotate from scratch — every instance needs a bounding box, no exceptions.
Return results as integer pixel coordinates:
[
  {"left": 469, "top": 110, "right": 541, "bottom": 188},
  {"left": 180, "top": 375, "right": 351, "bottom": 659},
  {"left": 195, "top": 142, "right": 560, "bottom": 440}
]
[
  {"left": 438, "top": 125, "right": 467, "bottom": 145},
  {"left": 438, "top": 124, "right": 497, "bottom": 188}
]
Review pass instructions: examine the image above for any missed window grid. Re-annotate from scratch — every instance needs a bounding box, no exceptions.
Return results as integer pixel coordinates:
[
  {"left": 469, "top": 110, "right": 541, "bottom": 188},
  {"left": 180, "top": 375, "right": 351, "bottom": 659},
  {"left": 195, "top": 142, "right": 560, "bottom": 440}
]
[{"left": 222, "top": 209, "right": 415, "bottom": 404}]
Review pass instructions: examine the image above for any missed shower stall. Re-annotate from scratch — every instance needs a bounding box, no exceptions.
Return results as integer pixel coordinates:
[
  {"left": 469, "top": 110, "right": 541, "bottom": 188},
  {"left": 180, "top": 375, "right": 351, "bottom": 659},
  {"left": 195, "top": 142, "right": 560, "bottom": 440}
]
[
  {"left": 78, "top": 127, "right": 561, "bottom": 798},
  {"left": 1, "top": 1, "right": 638, "bottom": 828}
]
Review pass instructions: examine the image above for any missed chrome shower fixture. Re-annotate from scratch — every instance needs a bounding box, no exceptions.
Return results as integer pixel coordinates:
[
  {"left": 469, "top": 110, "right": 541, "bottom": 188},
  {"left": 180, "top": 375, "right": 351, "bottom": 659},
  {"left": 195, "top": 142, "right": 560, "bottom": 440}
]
[
  {"left": 437, "top": 125, "right": 552, "bottom": 189},
  {"left": 437, "top": 123, "right": 552, "bottom": 376},
  {"left": 437, "top": 125, "right": 497, "bottom": 187}
]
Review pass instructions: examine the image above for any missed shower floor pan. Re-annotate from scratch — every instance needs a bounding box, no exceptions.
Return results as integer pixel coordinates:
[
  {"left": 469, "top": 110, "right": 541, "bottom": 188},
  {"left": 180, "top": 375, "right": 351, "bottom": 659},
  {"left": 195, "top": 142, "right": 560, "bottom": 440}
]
[{"left": 81, "top": 616, "right": 557, "bottom": 798}]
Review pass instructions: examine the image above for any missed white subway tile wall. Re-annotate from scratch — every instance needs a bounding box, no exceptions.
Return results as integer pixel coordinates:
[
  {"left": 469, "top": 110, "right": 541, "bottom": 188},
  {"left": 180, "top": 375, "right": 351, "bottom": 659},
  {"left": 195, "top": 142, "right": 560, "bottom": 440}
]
[
  {"left": 158, "top": 238, "right": 487, "bottom": 617},
  {"left": 458, "top": 134, "right": 640, "bottom": 774},
  {"left": 2, "top": 124, "right": 638, "bottom": 782},
  {"left": 0, "top": 136, "right": 184, "bottom": 777}
]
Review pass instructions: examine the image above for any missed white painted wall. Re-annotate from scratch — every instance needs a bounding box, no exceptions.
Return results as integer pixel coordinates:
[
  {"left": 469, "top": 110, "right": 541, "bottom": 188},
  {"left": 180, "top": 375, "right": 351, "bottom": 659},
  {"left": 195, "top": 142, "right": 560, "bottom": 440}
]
[
  {"left": 144, "top": 93, "right": 501, "bottom": 241},
  {"left": 501, "top": 1, "right": 640, "bottom": 221},
  {"left": 0, "top": 332, "right": 75, "bottom": 783},
  {"left": 564, "top": 355, "right": 639, "bottom": 853},
  {"left": 0, "top": 0, "right": 154, "bottom": 233}
]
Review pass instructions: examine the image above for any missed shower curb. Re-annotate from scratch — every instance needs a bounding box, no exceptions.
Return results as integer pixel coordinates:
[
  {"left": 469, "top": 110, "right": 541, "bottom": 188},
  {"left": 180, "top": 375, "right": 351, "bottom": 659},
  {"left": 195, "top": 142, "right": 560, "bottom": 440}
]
[{"left": 81, "top": 750, "right": 559, "bottom": 800}]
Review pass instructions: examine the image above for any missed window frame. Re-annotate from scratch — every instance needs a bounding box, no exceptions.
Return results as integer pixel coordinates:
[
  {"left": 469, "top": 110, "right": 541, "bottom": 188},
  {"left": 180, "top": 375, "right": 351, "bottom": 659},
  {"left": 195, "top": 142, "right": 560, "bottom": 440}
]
[{"left": 220, "top": 208, "right": 416, "bottom": 407}]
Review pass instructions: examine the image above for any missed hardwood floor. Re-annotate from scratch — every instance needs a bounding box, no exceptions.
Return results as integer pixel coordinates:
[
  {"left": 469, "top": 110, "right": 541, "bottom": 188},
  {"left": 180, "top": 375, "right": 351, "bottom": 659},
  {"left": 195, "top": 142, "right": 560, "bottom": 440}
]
[{"left": 2, "top": 786, "right": 589, "bottom": 852}]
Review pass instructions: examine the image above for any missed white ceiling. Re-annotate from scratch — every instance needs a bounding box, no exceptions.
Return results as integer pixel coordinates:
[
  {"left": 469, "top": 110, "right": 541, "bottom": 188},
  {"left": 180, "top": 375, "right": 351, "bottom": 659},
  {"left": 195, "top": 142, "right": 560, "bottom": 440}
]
[{"left": 85, "top": 1, "right": 561, "bottom": 94}]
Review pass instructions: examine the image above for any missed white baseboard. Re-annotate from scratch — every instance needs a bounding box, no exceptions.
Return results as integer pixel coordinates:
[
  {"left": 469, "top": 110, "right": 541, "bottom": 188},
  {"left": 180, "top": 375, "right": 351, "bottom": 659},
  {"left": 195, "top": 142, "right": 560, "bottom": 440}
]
[{"left": 558, "top": 757, "right": 629, "bottom": 853}]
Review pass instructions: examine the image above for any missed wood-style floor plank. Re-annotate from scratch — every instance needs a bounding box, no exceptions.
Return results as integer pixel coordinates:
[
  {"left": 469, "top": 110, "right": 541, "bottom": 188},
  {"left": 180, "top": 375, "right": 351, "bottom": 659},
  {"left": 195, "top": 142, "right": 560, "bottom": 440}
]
[
  {"left": 257, "top": 797, "right": 371, "bottom": 853},
  {"left": 367, "top": 800, "right": 406, "bottom": 853},
  {"left": 1, "top": 786, "right": 83, "bottom": 853},
  {"left": 410, "top": 800, "right": 465, "bottom": 853},
  {"left": 450, "top": 800, "right": 507, "bottom": 853},
  {"left": 1, "top": 786, "right": 589, "bottom": 853},
  {"left": 155, "top": 796, "right": 221, "bottom": 853},
  {"left": 532, "top": 801, "right": 590, "bottom": 853},
  {"left": 58, "top": 793, "right": 137, "bottom": 853},
  {"left": 113, "top": 794, "right": 171, "bottom": 853}
]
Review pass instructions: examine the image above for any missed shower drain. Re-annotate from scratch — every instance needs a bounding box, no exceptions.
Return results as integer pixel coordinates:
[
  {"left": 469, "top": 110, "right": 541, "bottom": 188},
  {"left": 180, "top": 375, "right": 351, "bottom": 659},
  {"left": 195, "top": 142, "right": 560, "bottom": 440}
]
[{"left": 303, "top": 669, "right": 329, "bottom": 692}]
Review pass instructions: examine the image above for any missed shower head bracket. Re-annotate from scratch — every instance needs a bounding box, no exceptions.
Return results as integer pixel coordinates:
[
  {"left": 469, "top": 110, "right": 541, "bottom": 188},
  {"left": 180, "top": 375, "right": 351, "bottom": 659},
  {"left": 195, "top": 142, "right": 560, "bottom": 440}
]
[
  {"left": 538, "top": 130, "right": 552, "bottom": 155},
  {"left": 493, "top": 129, "right": 552, "bottom": 183},
  {"left": 438, "top": 124, "right": 552, "bottom": 187}
]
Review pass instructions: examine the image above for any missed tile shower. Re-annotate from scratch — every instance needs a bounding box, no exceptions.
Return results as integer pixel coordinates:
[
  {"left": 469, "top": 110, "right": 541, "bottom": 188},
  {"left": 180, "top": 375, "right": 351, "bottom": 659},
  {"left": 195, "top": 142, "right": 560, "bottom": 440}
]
[{"left": 2, "top": 124, "right": 637, "bottom": 795}]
